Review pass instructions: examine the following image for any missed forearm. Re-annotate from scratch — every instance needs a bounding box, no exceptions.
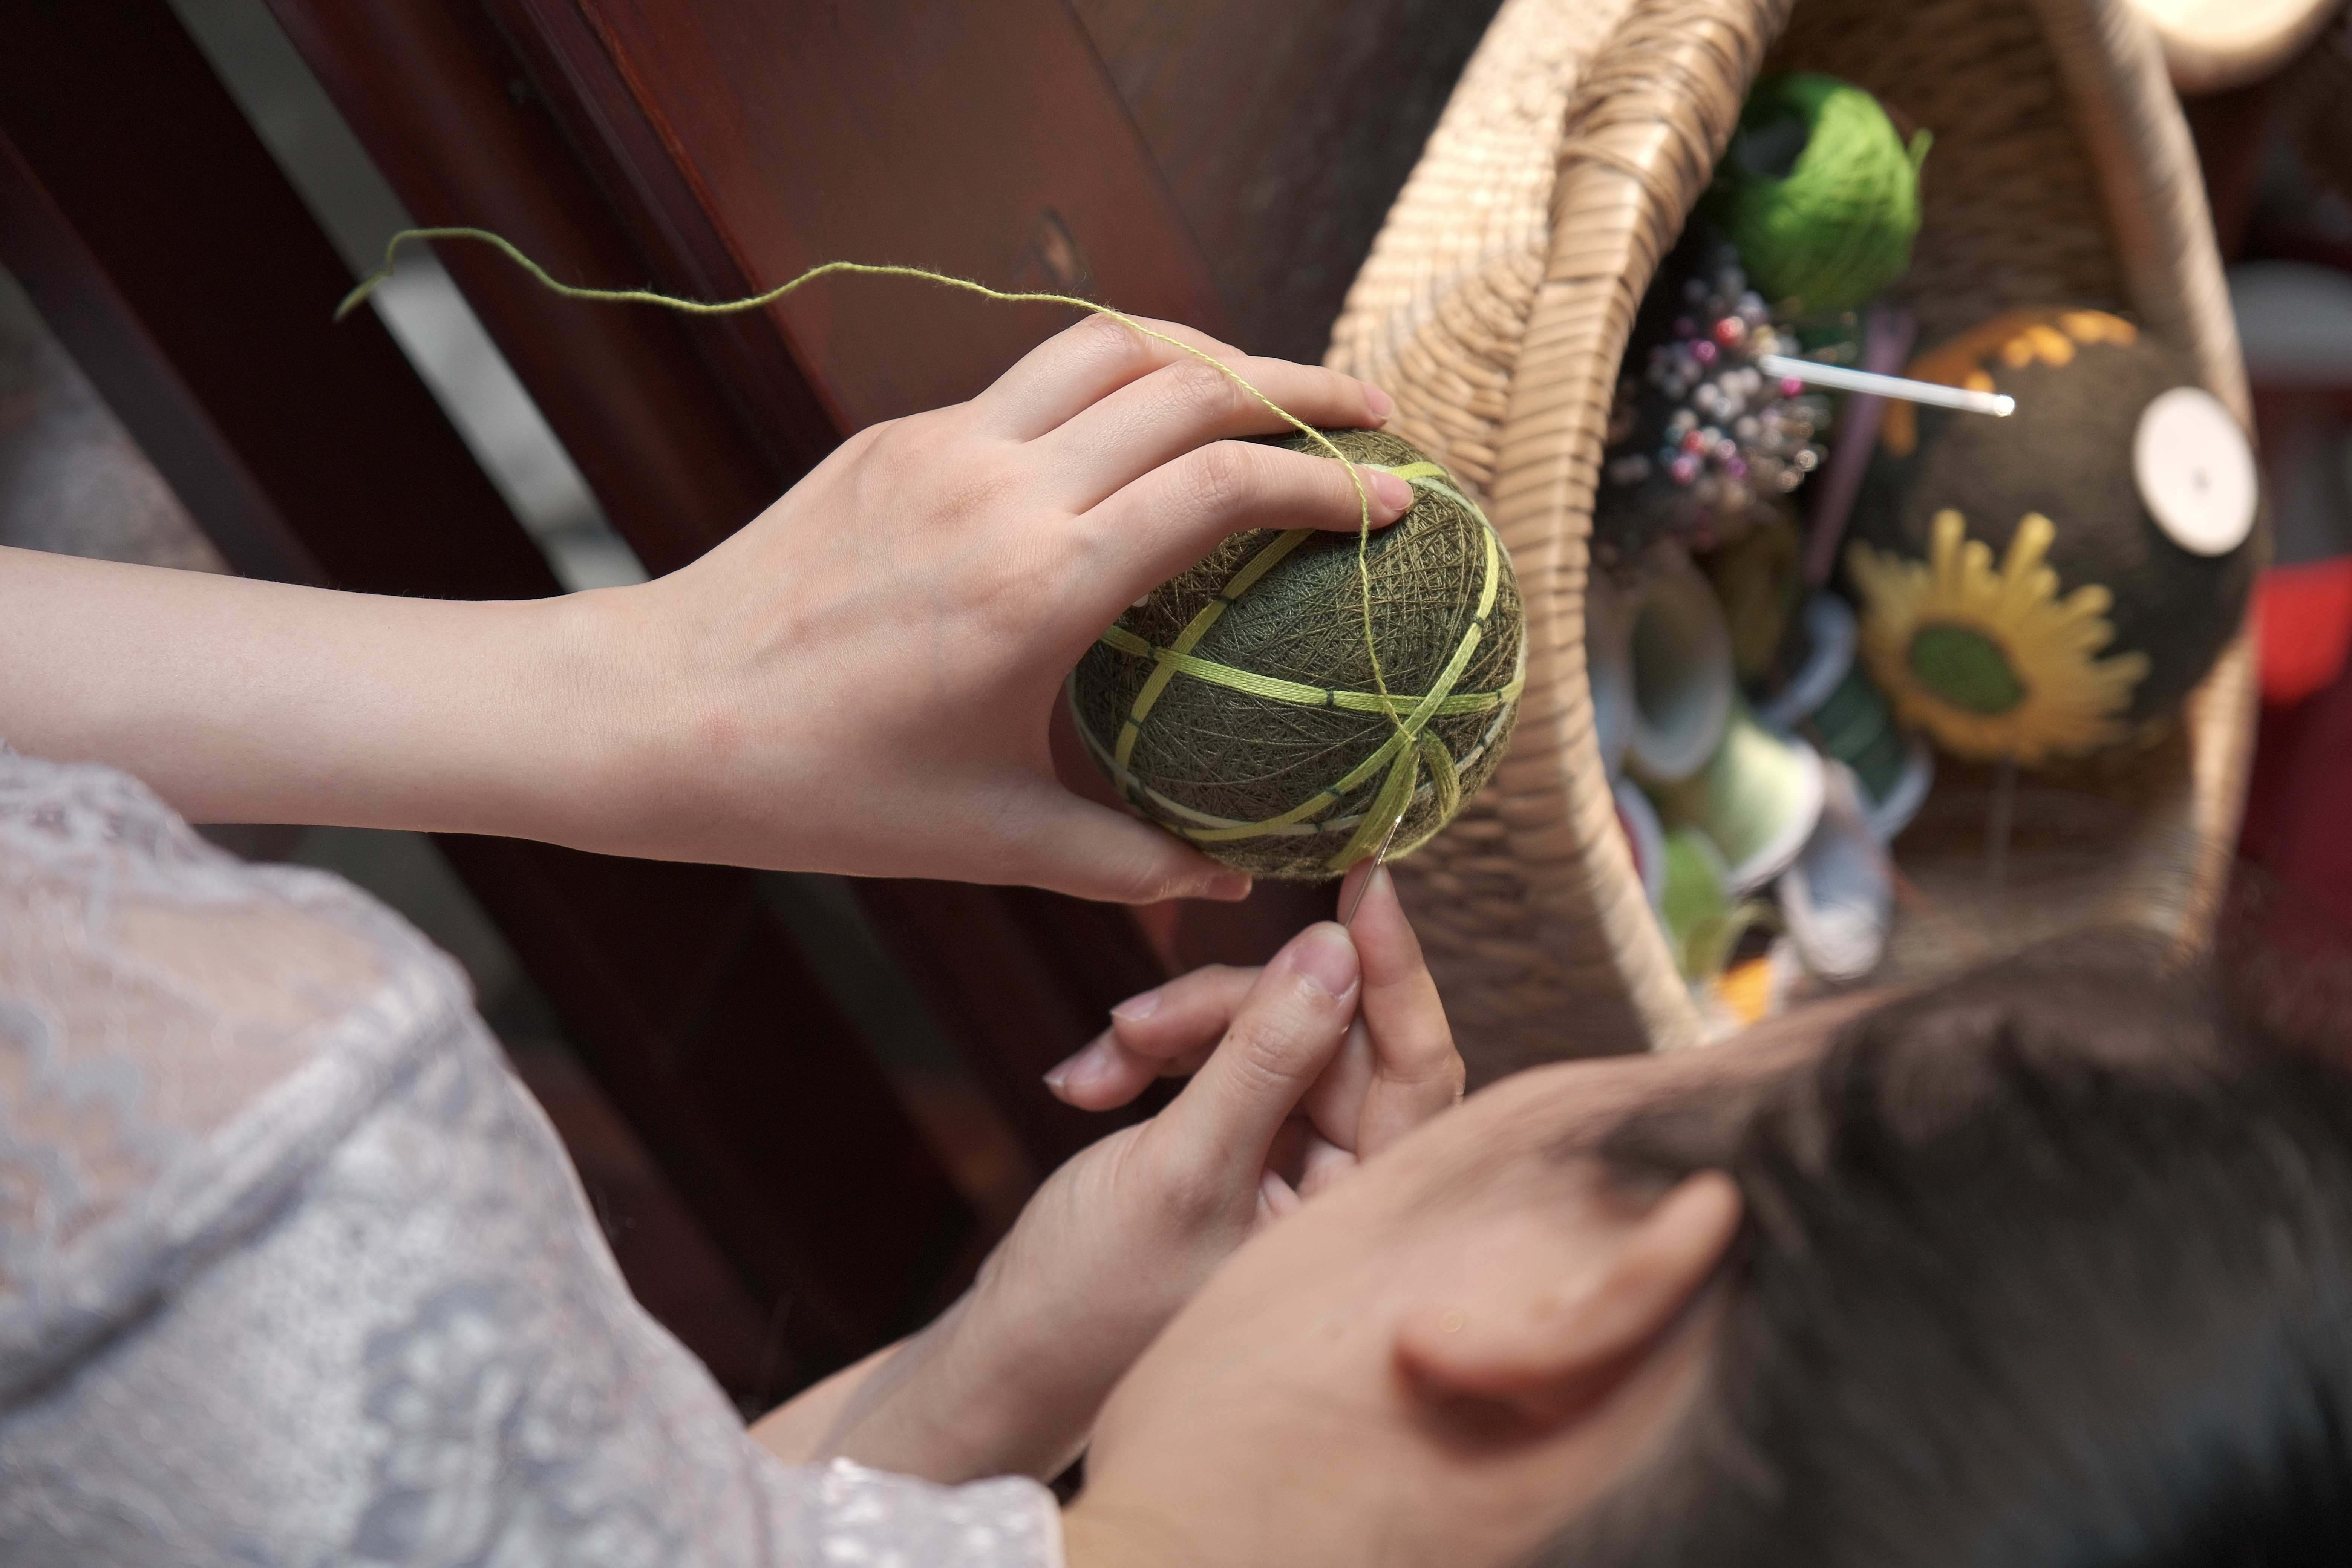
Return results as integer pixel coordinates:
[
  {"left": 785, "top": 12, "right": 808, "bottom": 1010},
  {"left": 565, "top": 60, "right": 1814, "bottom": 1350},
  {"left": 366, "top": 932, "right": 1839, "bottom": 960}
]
[
  {"left": 748, "top": 1338, "right": 910, "bottom": 1465},
  {"left": 0, "top": 547, "right": 652, "bottom": 842},
  {"left": 750, "top": 1281, "right": 1119, "bottom": 1485},
  {"left": 751, "top": 1292, "right": 1080, "bottom": 1485}
]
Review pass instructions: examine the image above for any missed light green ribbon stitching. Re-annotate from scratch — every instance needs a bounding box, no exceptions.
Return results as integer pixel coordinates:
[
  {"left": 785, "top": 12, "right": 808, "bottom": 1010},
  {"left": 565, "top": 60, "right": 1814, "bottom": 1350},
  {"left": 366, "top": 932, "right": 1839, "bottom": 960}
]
[
  {"left": 1091, "top": 462, "right": 1515, "bottom": 867},
  {"left": 1070, "top": 636, "right": 1523, "bottom": 838}
]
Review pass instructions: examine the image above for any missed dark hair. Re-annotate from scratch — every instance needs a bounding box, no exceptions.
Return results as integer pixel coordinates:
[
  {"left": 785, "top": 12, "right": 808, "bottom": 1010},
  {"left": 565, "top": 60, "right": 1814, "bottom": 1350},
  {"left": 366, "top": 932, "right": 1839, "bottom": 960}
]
[{"left": 1548, "top": 935, "right": 2352, "bottom": 1568}]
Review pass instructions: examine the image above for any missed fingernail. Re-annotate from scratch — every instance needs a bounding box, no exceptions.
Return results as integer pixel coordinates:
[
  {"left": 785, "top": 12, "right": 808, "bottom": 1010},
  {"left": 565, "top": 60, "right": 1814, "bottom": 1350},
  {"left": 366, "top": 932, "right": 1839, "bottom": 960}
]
[
  {"left": 1369, "top": 469, "right": 1412, "bottom": 513},
  {"left": 1288, "top": 923, "right": 1360, "bottom": 1002},
  {"left": 1205, "top": 872, "right": 1252, "bottom": 901},
  {"left": 1045, "top": 1038, "right": 1113, "bottom": 1092},
  {"left": 1110, "top": 986, "right": 1162, "bottom": 1023},
  {"left": 1363, "top": 383, "right": 1395, "bottom": 419}
]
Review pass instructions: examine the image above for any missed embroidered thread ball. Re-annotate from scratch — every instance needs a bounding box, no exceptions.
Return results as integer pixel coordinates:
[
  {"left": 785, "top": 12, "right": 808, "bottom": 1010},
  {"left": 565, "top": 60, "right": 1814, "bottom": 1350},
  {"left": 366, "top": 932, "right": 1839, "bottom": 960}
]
[
  {"left": 1845, "top": 309, "right": 2262, "bottom": 766},
  {"left": 1070, "top": 429, "right": 1525, "bottom": 880}
]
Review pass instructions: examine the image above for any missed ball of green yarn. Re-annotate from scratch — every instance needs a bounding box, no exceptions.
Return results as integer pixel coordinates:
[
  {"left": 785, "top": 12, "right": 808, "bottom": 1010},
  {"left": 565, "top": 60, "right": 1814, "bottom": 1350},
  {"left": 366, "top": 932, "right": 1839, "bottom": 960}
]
[
  {"left": 1069, "top": 429, "right": 1525, "bottom": 881},
  {"left": 1715, "top": 73, "right": 1929, "bottom": 314}
]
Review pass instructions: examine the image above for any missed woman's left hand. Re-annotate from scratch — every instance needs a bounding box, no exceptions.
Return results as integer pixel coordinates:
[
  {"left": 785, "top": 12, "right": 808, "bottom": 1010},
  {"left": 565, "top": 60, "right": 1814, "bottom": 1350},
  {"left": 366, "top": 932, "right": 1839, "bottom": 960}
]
[{"left": 0, "top": 313, "right": 1397, "bottom": 906}]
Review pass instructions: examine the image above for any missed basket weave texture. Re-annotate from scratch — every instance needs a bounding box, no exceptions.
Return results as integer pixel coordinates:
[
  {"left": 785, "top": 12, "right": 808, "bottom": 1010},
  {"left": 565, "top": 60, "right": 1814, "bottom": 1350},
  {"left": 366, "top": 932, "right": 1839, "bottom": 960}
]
[{"left": 1327, "top": 0, "right": 2257, "bottom": 1079}]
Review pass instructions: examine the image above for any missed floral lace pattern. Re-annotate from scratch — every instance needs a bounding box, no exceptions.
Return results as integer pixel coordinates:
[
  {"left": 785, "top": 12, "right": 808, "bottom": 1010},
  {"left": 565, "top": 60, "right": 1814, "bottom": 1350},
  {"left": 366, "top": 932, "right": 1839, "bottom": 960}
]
[{"left": 0, "top": 748, "right": 1058, "bottom": 1568}]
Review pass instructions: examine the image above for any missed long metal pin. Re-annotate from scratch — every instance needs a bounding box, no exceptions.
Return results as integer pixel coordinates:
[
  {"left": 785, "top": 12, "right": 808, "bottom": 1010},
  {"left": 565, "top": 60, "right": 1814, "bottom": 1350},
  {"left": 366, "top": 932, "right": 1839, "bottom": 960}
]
[
  {"left": 1342, "top": 811, "right": 1407, "bottom": 928},
  {"left": 1757, "top": 354, "right": 2016, "bottom": 417}
]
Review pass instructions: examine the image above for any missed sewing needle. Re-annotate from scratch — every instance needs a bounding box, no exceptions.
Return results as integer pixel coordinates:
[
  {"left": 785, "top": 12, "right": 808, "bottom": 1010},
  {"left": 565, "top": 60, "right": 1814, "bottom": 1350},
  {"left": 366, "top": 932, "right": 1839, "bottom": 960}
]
[{"left": 1342, "top": 810, "right": 1407, "bottom": 928}]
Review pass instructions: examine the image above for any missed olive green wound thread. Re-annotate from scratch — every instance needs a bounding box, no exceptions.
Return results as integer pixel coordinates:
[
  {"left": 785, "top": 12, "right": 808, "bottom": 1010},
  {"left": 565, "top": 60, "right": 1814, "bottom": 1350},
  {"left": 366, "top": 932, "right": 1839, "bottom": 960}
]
[
  {"left": 1113, "top": 526, "right": 1312, "bottom": 773},
  {"left": 1071, "top": 646, "right": 1522, "bottom": 835},
  {"left": 1100, "top": 464, "right": 1498, "bottom": 843},
  {"left": 1073, "top": 441, "right": 1521, "bottom": 875},
  {"left": 1094, "top": 630, "right": 1516, "bottom": 716},
  {"left": 338, "top": 225, "right": 1407, "bottom": 739}
]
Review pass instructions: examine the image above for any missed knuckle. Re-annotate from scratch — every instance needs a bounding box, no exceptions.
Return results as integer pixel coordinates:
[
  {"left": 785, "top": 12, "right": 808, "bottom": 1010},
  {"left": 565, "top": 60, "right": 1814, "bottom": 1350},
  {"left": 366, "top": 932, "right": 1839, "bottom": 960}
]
[
  {"left": 1161, "top": 360, "right": 1241, "bottom": 422},
  {"left": 1382, "top": 1032, "right": 1464, "bottom": 1092},
  {"left": 1142, "top": 1133, "right": 1236, "bottom": 1228},
  {"left": 1228, "top": 993, "right": 1331, "bottom": 1089},
  {"left": 1070, "top": 309, "right": 1148, "bottom": 369},
  {"left": 1311, "top": 364, "right": 1367, "bottom": 409},
  {"left": 1186, "top": 440, "right": 1257, "bottom": 519},
  {"left": 1099, "top": 845, "right": 1188, "bottom": 904}
]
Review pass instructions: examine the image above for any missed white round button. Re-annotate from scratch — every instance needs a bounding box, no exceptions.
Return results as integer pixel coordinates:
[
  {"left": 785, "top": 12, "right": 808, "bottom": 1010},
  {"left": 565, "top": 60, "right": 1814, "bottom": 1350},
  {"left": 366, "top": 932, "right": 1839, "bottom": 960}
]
[{"left": 2133, "top": 386, "right": 2257, "bottom": 557}]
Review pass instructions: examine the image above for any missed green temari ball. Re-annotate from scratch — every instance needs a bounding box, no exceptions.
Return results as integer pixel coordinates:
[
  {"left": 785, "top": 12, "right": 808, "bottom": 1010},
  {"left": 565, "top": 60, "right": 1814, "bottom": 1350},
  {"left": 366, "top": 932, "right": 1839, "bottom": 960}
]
[{"left": 1069, "top": 429, "right": 1525, "bottom": 881}]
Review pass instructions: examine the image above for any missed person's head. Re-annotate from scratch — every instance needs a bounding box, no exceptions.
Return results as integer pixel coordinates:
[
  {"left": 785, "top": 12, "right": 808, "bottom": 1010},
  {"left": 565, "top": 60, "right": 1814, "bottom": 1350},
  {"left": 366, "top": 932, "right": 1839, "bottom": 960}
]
[{"left": 1065, "top": 936, "right": 2352, "bottom": 1568}]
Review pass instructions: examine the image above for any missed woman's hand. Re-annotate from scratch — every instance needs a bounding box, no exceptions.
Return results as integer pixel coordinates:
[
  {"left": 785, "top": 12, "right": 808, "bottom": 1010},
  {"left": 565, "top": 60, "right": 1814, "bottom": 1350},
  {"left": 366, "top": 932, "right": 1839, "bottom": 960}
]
[
  {"left": 590, "top": 313, "right": 1402, "bottom": 900},
  {"left": 0, "top": 313, "right": 1401, "bottom": 902},
  {"left": 750, "top": 864, "right": 1462, "bottom": 1482}
]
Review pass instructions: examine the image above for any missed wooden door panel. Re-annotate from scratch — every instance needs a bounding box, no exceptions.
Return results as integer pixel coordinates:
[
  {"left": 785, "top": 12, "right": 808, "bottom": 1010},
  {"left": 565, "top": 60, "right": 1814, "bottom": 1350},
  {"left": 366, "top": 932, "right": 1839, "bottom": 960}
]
[
  {"left": 1073, "top": 0, "right": 1504, "bottom": 361},
  {"left": 264, "top": 0, "right": 801, "bottom": 571},
  {"left": 493, "top": 0, "right": 1234, "bottom": 436}
]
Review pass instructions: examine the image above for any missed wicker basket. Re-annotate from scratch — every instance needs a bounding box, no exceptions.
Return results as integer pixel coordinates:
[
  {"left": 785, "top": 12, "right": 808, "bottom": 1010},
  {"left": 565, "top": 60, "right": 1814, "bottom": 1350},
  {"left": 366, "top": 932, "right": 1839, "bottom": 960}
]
[{"left": 1328, "top": 0, "right": 2258, "bottom": 1078}]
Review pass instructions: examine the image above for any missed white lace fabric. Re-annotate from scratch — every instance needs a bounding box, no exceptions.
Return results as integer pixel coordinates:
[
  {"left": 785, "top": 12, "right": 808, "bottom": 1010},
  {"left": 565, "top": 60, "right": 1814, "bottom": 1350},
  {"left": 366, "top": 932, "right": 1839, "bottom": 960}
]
[{"left": 0, "top": 748, "right": 1060, "bottom": 1568}]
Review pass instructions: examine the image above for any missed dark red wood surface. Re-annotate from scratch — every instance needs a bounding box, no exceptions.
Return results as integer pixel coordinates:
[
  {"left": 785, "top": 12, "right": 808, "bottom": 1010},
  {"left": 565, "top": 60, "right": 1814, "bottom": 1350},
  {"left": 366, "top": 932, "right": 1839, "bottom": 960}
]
[
  {"left": 488, "top": 0, "right": 1234, "bottom": 437},
  {"left": 0, "top": 0, "right": 973, "bottom": 1384},
  {"left": 262, "top": 0, "right": 797, "bottom": 573},
  {"left": 0, "top": 8, "right": 548, "bottom": 600},
  {"left": 0, "top": 130, "right": 324, "bottom": 589},
  {"left": 442, "top": 838, "right": 974, "bottom": 1366},
  {"left": 1073, "top": 0, "right": 1502, "bottom": 362}
]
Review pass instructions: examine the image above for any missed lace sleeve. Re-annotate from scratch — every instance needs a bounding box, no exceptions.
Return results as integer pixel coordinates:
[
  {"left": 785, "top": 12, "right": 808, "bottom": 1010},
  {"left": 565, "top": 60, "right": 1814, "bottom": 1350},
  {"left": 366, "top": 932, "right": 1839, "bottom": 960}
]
[{"left": 0, "top": 747, "right": 1060, "bottom": 1568}]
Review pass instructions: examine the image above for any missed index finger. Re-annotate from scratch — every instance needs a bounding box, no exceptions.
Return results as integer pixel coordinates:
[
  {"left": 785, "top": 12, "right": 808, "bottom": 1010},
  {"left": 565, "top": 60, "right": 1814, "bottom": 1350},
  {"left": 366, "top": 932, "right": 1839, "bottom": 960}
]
[
  {"left": 969, "top": 310, "right": 1388, "bottom": 442},
  {"left": 1043, "top": 963, "right": 1262, "bottom": 1112}
]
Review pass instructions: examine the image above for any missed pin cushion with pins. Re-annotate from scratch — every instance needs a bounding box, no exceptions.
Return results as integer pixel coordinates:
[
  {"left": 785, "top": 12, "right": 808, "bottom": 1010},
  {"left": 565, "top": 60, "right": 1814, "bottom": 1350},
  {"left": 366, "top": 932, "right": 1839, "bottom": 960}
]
[
  {"left": 1069, "top": 428, "right": 1525, "bottom": 881},
  {"left": 1596, "top": 247, "right": 1837, "bottom": 566}
]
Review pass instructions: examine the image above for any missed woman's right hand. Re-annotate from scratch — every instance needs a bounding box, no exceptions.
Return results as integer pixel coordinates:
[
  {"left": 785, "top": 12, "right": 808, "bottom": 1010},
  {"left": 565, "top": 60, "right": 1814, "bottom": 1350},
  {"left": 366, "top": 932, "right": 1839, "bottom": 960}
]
[{"left": 751, "top": 864, "right": 1461, "bottom": 1483}]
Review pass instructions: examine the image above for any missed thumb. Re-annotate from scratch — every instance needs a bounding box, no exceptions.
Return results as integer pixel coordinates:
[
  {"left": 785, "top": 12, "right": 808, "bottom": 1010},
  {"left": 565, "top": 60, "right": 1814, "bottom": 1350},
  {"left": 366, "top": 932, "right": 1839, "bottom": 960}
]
[
  {"left": 1014, "top": 792, "right": 1253, "bottom": 904},
  {"left": 1150, "top": 923, "right": 1361, "bottom": 1194}
]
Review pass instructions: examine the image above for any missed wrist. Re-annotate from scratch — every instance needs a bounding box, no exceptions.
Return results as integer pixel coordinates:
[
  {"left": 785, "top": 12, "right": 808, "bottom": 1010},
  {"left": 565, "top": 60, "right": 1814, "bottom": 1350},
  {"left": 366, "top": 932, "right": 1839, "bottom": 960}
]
[
  {"left": 815, "top": 1265, "right": 1105, "bottom": 1484},
  {"left": 525, "top": 578, "right": 724, "bottom": 856}
]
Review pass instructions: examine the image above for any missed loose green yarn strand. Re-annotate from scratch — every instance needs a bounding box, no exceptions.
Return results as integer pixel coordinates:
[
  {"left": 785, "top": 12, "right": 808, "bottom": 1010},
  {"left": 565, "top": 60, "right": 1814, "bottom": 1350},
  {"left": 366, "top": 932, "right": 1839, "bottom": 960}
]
[{"left": 336, "top": 226, "right": 1411, "bottom": 777}]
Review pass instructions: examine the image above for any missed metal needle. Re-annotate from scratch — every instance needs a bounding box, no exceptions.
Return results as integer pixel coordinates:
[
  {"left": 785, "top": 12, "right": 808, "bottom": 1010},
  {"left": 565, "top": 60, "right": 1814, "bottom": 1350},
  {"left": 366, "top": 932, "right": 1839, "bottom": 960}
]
[{"left": 1342, "top": 811, "right": 1407, "bottom": 928}]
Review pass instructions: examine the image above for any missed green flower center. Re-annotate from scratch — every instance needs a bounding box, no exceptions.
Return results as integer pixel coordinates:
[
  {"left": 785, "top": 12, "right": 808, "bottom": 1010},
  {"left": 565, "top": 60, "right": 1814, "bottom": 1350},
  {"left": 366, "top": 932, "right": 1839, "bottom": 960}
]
[{"left": 1909, "top": 623, "right": 2024, "bottom": 714}]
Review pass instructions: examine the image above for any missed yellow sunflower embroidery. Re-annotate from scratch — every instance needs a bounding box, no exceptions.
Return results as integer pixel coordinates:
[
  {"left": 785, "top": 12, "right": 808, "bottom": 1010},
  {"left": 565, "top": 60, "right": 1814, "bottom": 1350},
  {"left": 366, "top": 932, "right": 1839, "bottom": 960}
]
[{"left": 1845, "top": 510, "right": 2150, "bottom": 766}]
